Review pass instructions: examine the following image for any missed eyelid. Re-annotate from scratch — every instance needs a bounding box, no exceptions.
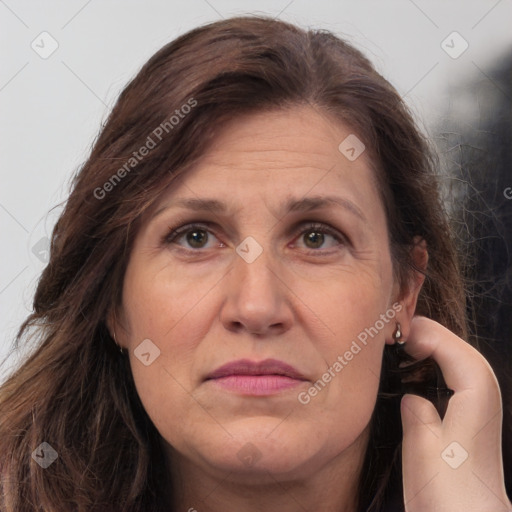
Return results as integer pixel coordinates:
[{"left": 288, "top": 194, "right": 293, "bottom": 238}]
[
  {"left": 163, "top": 221, "right": 221, "bottom": 245},
  {"left": 292, "top": 221, "right": 348, "bottom": 246}
]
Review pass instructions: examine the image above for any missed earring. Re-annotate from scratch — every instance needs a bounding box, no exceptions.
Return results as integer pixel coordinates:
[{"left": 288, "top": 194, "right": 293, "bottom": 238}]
[
  {"left": 112, "top": 328, "right": 124, "bottom": 354},
  {"left": 394, "top": 322, "right": 405, "bottom": 345}
]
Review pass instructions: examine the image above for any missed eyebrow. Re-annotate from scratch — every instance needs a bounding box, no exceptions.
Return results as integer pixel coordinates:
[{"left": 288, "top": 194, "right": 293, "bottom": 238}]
[{"left": 152, "top": 195, "right": 367, "bottom": 223}]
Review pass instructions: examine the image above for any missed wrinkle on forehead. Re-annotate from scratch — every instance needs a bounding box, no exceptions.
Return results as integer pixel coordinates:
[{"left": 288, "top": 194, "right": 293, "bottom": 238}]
[{"left": 145, "top": 106, "right": 385, "bottom": 241}]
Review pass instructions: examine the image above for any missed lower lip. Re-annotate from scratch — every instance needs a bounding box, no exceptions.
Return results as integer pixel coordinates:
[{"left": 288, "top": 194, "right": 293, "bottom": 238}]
[{"left": 207, "top": 375, "right": 305, "bottom": 395}]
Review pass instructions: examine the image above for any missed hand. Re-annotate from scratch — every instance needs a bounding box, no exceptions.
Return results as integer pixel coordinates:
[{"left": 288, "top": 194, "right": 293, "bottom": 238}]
[{"left": 400, "top": 316, "right": 512, "bottom": 512}]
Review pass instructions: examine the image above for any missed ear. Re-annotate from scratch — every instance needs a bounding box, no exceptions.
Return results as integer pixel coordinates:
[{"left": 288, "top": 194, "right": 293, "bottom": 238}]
[
  {"left": 401, "top": 236, "right": 428, "bottom": 319},
  {"left": 106, "top": 307, "right": 122, "bottom": 346},
  {"left": 105, "top": 309, "right": 115, "bottom": 339},
  {"left": 386, "top": 236, "right": 428, "bottom": 344}
]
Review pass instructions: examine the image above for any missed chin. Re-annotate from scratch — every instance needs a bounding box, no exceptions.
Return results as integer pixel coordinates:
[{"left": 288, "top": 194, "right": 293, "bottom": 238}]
[
  {"left": 195, "top": 422, "right": 333, "bottom": 481},
  {"left": 208, "top": 451, "right": 317, "bottom": 483}
]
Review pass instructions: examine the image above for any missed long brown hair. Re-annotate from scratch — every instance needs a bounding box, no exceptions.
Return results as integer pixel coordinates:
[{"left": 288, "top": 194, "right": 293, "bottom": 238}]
[{"left": 0, "top": 16, "right": 467, "bottom": 511}]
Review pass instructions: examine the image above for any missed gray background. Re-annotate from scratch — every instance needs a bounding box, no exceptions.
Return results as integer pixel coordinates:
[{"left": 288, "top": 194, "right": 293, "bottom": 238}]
[{"left": 1, "top": 0, "right": 512, "bottom": 381}]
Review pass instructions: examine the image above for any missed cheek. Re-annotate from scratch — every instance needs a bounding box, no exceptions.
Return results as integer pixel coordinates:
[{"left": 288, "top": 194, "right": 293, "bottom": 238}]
[
  {"left": 301, "top": 323, "right": 384, "bottom": 454},
  {"left": 121, "top": 259, "right": 219, "bottom": 343},
  {"left": 292, "top": 261, "right": 392, "bottom": 420},
  {"left": 120, "top": 261, "right": 221, "bottom": 441},
  {"left": 289, "top": 259, "right": 393, "bottom": 349}
]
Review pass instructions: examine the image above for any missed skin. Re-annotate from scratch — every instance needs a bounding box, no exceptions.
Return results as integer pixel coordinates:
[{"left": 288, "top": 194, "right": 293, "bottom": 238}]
[{"left": 111, "top": 106, "right": 510, "bottom": 512}]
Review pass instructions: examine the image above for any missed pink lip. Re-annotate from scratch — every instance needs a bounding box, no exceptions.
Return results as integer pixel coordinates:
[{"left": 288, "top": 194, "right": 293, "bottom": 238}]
[{"left": 205, "top": 358, "right": 308, "bottom": 396}]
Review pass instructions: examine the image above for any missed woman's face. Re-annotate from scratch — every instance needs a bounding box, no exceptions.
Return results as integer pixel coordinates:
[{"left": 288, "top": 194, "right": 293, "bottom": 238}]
[{"left": 116, "top": 106, "right": 403, "bottom": 481}]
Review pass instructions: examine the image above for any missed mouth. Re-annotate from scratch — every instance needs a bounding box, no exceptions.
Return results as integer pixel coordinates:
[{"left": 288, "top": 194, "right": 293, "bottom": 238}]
[{"left": 205, "top": 358, "right": 308, "bottom": 396}]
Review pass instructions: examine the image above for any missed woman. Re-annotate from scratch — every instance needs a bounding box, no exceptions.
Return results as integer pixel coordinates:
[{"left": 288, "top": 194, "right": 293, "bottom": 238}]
[{"left": 0, "top": 16, "right": 510, "bottom": 512}]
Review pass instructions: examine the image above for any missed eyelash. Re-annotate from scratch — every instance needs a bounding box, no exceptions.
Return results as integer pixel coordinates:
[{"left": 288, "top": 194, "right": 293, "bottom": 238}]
[{"left": 163, "top": 221, "right": 348, "bottom": 254}]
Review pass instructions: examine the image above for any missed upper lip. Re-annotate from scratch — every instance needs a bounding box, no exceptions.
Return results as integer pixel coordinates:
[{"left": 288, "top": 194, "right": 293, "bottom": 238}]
[{"left": 205, "top": 358, "right": 307, "bottom": 381}]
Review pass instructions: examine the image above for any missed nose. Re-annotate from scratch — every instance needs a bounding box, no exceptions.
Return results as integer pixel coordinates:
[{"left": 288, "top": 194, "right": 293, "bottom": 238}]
[{"left": 219, "top": 245, "right": 294, "bottom": 337}]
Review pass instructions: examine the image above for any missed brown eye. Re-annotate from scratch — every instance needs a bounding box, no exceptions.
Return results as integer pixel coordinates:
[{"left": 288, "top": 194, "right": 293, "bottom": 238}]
[
  {"left": 303, "top": 231, "right": 325, "bottom": 249},
  {"left": 164, "top": 223, "right": 224, "bottom": 251},
  {"left": 294, "top": 222, "right": 347, "bottom": 253},
  {"left": 186, "top": 229, "right": 208, "bottom": 248}
]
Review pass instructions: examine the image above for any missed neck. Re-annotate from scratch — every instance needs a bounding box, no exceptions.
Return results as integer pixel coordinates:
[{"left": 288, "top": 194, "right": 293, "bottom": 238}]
[{"left": 165, "top": 427, "right": 369, "bottom": 512}]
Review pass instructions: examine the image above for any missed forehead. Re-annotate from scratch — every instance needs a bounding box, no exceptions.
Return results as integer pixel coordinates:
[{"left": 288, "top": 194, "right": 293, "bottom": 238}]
[{"left": 154, "top": 106, "right": 382, "bottom": 220}]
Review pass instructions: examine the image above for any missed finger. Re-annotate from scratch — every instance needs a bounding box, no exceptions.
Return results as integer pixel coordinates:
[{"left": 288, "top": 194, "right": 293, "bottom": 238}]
[
  {"left": 400, "top": 394, "right": 442, "bottom": 503},
  {"left": 402, "top": 316, "right": 499, "bottom": 394}
]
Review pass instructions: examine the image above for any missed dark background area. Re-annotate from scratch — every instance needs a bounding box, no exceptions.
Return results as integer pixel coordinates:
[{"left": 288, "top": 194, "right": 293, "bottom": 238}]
[{"left": 434, "top": 50, "right": 512, "bottom": 497}]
